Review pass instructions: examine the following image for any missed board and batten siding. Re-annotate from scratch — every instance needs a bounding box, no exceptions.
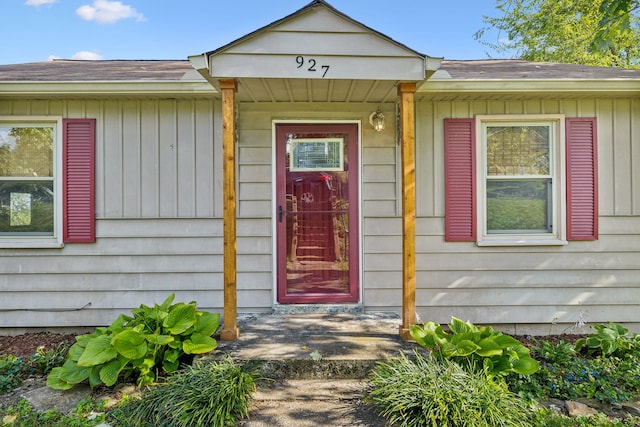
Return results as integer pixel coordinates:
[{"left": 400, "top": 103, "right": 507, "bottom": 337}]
[
  {"left": 2, "top": 95, "right": 639, "bottom": 332},
  {"left": 385, "top": 97, "right": 640, "bottom": 333},
  {"left": 0, "top": 98, "right": 235, "bottom": 328}
]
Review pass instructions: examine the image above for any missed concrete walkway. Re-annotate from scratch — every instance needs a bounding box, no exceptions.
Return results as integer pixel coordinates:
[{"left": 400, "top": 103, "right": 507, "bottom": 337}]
[{"left": 211, "top": 311, "right": 415, "bottom": 426}]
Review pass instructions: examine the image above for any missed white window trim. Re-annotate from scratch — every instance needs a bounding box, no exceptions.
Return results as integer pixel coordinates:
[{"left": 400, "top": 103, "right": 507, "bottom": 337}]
[
  {"left": 0, "top": 116, "right": 64, "bottom": 248},
  {"left": 475, "top": 114, "right": 567, "bottom": 247}
]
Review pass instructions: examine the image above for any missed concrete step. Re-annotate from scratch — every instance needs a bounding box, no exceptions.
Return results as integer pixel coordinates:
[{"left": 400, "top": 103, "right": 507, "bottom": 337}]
[{"left": 208, "top": 312, "right": 415, "bottom": 381}]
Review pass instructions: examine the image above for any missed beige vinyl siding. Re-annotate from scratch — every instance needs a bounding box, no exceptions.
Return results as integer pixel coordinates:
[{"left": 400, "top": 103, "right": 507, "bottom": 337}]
[
  {"left": 406, "top": 97, "right": 640, "bottom": 331},
  {"left": 0, "top": 98, "right": 221, "bottom": 218},
  {"left": 2, "top": 94, "right": 639, "bottom": 332},
  {"left": 0, "top": 98, "right": 227, "bottom": 327},
  {"left": 0, "top": 218, "right": 223, "bottom": 327},
  {"left": 207, "top": 6, "right": 426, "bottom": 82}
]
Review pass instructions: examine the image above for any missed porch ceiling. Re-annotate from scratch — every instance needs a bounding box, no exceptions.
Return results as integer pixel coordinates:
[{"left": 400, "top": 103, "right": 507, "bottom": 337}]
[{"left": 234, "top": 77, "right": 399, "bottom": 103}]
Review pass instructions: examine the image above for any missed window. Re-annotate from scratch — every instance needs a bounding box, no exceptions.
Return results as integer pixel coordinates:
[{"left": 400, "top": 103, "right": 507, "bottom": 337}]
[
  {"left": 0, "top": 119, "right": 59, "bottom": 246},
  {"left": 0, "top": 117, "right": 95, "bottom": 248},
  {"left": 444, "top": 116, "right": 598, "bottom": 245},
  {"left": 479, "top": 116, "right": 564, "bottom": 244}
]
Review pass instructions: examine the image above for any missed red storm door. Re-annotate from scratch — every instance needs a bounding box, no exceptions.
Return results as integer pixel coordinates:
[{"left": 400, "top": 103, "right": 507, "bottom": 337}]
[{"left": 276, "top": 123, "right": 359, "bottom": 303}]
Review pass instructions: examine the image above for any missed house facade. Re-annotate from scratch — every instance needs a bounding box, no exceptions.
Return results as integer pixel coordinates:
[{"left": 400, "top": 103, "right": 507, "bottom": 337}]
[{"left": 1, "top": 0, "right": 639, "bottom": 336}]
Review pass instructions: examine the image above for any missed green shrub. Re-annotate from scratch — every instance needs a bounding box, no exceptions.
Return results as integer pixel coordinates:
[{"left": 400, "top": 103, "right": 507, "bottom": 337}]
[
  {"left": 47, "top": 294, "right": 219, "bottom": 389},
  {"left": 410, "top": 317, "right": 539, "bottom": 379},
  {"left": 0, "top": 397, "right": 106, "bottom": 427},
  {"left": 28, "top": 340, "right": 70, "bottom": 375},
  {"left": 509, "top": 351, "right": 640, "bottom": 404},
  {"left": 1, "top": 342, "right": 69, "bottom": 394},
  {"left": 108, "top": 357, "right": 259, "bottom": 427},
  {"left": 530, "top": 407, "right": 640, "bottom": 427},
  {"left": 575, "top": 322, "right": 640, "bottom": 357},
  {"left": 368, "top": 351, "right": 530, "bottom": 427},
  {"left": 0, "top": 355, "right": 25, "bottom": 393}
]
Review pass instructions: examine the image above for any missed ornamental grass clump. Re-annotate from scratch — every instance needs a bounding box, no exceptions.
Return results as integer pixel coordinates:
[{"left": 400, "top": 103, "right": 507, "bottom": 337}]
[
  {"left": 109, "top": 357, "right": 259, "bottom": 427},
  {"left": 368, "top": 351, "right": 530, "bottom": 427}
]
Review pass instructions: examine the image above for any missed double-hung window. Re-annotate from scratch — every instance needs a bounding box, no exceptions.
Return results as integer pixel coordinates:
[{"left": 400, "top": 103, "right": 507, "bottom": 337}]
[
  {"left": 0, "top": 117, "right": 95, "bottom": 248},
  {"left": 478, "top": 115, "right": 565, "bottom": 245},
  {"left": 444, "top": 115, "right": 598, "bottom": 245},
  {"left": 0, "top": 118, "right": 61, "bottom": 247}
]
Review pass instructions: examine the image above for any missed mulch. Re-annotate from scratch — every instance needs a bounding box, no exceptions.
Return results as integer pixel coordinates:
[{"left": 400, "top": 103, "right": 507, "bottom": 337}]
[
  {"left": 0, "top": 333, "right": 77, "bottom": 359},
  {"left": 0, "top": 332, "right": 588, "bottom": 359}
]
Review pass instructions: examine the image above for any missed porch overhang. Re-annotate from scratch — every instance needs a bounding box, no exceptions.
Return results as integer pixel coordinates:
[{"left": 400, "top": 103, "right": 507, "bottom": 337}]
[{"left": 190, "top": 0, "right": 441, "bottom": 341}]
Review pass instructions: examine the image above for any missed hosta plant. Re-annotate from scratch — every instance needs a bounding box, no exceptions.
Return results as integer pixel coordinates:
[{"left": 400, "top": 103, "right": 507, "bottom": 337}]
[
  {"left": 575, "top": 322, "right": 640, "bottom": 357},
  {"left": 410, "top": 316, "right": 539, "bottom": 378},
  {"left": 47, "top": 294, "right": 219, "bottom": 389}
]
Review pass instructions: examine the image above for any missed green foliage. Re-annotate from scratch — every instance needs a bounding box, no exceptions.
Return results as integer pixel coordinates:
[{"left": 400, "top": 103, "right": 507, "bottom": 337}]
[
  {"left": 533, "top": 338, "right": 578, "bottom": 365},
  {"left": 508, "top": 339, "right": 640, "bottom": 404},
  {"left": 1, "top": 341, "right": 70, "bottom": 394},
  {"left": 368, "top": 351, "right": 530, "bottom": 427},
  {"left": 594, "top": 0, "right": 640, "bottom": 52},
  {"left": 410, "top": 317, "right": 539, "bottom": 379},
  {"left": 27, "top": 341, "right": 70, "bottom": 375},
  {"left": 0, "top": 355, "right": 25, "bottom": 393},
  {"left": 108, "top": 357, "right": 259, "bottom": 427},
  {"left": 575, "top": 322, "right": 640, "bottom": 356},
  {"left": 0, "top": 397, "right": 106, "bottom": 427},
  {"left": 47, "top": 294, "right": 220, "bottom": 390},
  {"left": 475, "top": 0, "right": 640, "bottom": 68},
  {"left": 530, "top": 407, "right": 640, "bottom": 426}
]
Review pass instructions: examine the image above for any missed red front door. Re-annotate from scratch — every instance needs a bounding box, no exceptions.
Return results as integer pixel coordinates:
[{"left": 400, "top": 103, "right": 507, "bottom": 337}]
[{"left": 276, "top": 123, "right": 359, "bottom": 303}]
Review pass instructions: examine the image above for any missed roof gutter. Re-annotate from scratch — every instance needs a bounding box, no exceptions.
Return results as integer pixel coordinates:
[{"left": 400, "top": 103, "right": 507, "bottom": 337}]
[
  {"left": 418, "top": 78, "right": 640, "bottom": 96},
  {"left": 0, "top": 80, "right": 217, "bottom": 98},
  {"left": 188, "top": 53, "right": 221, "bottom": 88}
]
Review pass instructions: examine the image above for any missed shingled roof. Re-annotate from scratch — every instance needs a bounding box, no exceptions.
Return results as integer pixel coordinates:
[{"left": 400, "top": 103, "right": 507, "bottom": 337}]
[
  {"left": 0, "top": 60, "right": 195, "bottom": 81},
  {"left": 437, "top": 59, "right": 640, "bottom": 80},
  {"left": 0, "top": 59, "right": 639, "bottom": 82}
]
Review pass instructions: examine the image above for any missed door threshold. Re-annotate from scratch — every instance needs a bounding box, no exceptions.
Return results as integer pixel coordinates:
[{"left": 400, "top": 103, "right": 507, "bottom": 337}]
[{"left": 273, "top": 304, "right": 363, "bottom": 315}]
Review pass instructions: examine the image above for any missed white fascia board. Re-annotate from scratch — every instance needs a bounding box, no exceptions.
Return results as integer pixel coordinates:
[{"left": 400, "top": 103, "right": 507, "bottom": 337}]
[
  {"left": 425, "top": 56, "right": 444, "bottom": 71},
  {"left": 418, "top": 79, "right": 640, "bottom": 95},
  {"left": 0, "top": 81, "right": 218, "bottom": 97}
]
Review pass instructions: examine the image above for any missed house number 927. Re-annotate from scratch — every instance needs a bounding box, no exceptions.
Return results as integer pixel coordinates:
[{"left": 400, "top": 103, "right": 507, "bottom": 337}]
[{"left": 296, "top": 56, "right": 330, "bottom": 78}]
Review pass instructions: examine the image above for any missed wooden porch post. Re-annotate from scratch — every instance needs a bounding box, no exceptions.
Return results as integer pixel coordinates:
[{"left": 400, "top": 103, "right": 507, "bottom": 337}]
[
  {"left": 219, "top": 79, "right": 239, "bottom": 341},
  {"left": 398, "top": 82, "right": 417, "bottom": 340}
]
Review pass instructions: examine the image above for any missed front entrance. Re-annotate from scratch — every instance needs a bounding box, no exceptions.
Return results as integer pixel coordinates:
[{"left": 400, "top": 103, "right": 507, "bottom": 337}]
[{"left": 276, "top": 123, "right": 359, "bottom": 303}]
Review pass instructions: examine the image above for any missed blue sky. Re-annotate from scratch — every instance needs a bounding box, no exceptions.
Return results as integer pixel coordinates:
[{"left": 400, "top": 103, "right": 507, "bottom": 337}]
[{"left": 2, "top": 0, "right": 506, "bottom": 64}]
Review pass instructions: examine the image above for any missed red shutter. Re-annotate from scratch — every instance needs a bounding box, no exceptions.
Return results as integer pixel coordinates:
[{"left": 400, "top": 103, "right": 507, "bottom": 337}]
[
  {"left": 63, "top": 118, "right": 96, "bottom": 243},
  {"left": 566, "top": 117, "right": 598, "bottom": 241},
  {"left": 444, "top": 118, "right": 476, "bottom": 242}
]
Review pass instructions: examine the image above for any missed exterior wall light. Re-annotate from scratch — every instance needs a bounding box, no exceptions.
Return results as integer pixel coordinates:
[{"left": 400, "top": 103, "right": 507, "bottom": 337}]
[{"left": 369, "top": 109, "right": 386, "bottom": 132}]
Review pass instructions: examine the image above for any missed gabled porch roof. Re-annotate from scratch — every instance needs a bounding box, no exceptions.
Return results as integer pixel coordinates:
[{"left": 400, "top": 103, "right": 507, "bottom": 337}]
[{"left": 189, "top": 0, "right": 442, "bottom": 103}]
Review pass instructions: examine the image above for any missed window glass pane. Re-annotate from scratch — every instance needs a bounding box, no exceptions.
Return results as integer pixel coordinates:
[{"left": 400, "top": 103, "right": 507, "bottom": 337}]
[
  {"left": 486, "top": 180, "right": 550, "bottom": 233},
  {"left": 487, "top": 126, "right": 549, "bottom": 176},
  {"left": 0, "top": 127, "right": 54, "bottom": 177},
  {"left": 0, "top": 182, "right": 54, "bottom": 235},
  {"left": 290, "top": 138, "right": 344, "bottom": 171}
]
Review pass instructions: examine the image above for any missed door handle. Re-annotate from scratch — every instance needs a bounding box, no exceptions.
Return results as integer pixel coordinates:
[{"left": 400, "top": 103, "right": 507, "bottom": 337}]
[{"left": 279, "top": 205, "right": 283, "bottom": 222}]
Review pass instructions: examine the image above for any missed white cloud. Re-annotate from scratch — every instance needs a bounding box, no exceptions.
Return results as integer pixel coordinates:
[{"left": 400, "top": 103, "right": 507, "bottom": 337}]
[
  {"left": 46, "top": 51, "right": 104, "bottom": 61},
  {"left": 71, "top": 51, "right": 104, "bottom": 60},
  {"left": 25, "top": 0, "right": 57, "bottom": 6},
  {"left": 76, "top": 0, "right": 145, "bottom": 24}
]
